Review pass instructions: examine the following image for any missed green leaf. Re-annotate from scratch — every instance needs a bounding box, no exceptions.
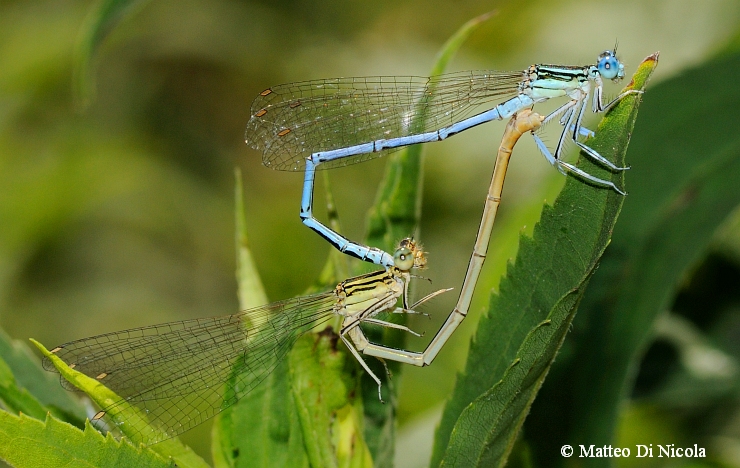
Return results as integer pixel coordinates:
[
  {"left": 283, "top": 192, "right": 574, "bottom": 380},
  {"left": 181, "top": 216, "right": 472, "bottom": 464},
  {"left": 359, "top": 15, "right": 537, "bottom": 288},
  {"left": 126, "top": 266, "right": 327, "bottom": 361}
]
[
  {"left": 360, "top": 12, "right": 495, "bottom": 465},
  {"left": 0, "top": 412, "right": 174, "bottom": 468},
  {"left": 440, "top": 280, "right": 593, "bottom": 467},
  {"left": 74, "top": 0, "right": 151, "bottom": 108},
  {"left": 234, "top": 167, "right": 269, "bottom": 310},
  {"left": 211, "top": 168, "right": 309, "bottom": 468},
  {"left": 212, "top": 358, "right": 310, "bottom": 468},
  {"left": 0, "top": 354, "right": 50, "bottom": 420},
  {"left": 0, "top": 328, "right": 86, "bottom": 424},
  {"left": 30, "top": 339, "right": 210, "bottom": 468},
  {"left": 524, "top": 49, "right": 740, "bottom": 466},
  {"left": 290, "top": 332, "right": 373, "bottom": 468},
  {"left": 431, "top": 54, "right": 659, "bottom": 467}
]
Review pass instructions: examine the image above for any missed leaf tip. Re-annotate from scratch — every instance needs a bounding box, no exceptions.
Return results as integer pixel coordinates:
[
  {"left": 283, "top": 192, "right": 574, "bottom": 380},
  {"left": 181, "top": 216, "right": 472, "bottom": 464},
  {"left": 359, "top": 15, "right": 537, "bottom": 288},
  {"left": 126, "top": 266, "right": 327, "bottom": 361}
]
[
  {"left": 625, "top": 52, "right": 660, "bottom": 91},
  {"left": 28, "top": 338, "right": 49, "bottom": 357},
  {"left": 645, "top": 51, "right": 661, "bottom": 63},
  {"left": 474, "top": 10, "right": 497, "bottom": 23}
]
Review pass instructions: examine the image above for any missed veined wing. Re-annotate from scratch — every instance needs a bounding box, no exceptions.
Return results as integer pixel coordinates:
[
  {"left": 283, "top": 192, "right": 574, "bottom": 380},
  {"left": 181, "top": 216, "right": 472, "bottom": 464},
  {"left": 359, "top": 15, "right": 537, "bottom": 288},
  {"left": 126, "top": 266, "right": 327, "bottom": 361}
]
[
  {"left": 43, "top": 292, "right": 337, "bottom": 444},
  {"left": 245, "top": 70, "right": 524, "bottom": 171}
]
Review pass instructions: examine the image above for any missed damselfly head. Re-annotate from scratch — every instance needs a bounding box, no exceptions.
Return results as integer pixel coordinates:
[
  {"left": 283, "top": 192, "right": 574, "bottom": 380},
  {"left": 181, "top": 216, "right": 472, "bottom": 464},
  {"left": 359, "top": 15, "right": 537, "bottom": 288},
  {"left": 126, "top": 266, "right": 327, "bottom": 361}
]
[
  {"left": 597, "top": 49, "right": 625, "bottom": 82},
  {"left": 395, "top": 238, "right": 427, "bottom": 271}
]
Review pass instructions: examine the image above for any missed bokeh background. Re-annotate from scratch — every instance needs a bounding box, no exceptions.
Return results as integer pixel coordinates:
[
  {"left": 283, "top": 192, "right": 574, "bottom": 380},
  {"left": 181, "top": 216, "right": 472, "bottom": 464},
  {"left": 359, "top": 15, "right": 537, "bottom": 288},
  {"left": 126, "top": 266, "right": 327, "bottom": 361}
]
[{"left": 2, "top": 0, "right": 740, "bottom": 466}]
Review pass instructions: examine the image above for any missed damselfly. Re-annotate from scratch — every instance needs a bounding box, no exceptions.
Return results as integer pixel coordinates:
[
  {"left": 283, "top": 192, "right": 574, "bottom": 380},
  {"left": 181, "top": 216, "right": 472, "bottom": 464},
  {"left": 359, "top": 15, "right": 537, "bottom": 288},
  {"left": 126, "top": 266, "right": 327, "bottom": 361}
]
[
  {"left": 245, "top": 48, "right": 640, "bottom": 268},
  {"left": 43, "top": 238, "right": 449, "bottom": 445}
]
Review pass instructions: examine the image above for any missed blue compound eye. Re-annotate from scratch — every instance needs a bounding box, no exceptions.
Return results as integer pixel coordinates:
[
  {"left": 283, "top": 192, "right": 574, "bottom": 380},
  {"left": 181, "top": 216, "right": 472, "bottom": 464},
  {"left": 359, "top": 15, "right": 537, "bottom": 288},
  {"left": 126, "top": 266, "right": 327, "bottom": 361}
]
[{"left": 598, "top": 54, "right": 620, "bottom": 80}]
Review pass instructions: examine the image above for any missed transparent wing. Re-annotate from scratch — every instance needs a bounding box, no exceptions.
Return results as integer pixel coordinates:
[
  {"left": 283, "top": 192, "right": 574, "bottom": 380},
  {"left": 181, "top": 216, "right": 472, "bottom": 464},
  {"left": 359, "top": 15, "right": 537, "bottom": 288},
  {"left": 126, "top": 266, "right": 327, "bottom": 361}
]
[
  {"left": 245, "top": 70, "right": 524, "bottom": 171},
  {"left": 43, "top": 292, "right": 337, "bottom": 444}
]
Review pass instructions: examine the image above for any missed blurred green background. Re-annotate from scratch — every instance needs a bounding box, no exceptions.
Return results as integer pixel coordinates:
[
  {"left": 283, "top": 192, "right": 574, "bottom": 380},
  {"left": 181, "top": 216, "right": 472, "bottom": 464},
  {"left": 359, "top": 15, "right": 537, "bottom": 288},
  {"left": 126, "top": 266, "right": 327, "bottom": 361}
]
[{"left": 2, "top": 0, "right": 740, "bottom": 466}]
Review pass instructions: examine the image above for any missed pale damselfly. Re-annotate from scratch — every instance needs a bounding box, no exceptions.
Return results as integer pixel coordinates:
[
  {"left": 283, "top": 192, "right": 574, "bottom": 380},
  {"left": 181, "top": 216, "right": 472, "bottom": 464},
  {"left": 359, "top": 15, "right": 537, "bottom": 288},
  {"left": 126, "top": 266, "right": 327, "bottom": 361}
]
[
  {"left": 43, "top": 238, "right": 449, "bottom": 445},
  {"left": 245, "top": 48, "right": 640, "bottom": 269}
]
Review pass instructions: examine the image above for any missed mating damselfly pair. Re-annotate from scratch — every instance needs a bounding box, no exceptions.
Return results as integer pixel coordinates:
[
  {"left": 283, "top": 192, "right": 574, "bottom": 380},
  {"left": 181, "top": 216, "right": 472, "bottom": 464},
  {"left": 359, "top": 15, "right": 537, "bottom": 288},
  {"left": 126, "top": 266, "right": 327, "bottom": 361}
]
[{"left": 41, "top": 49, "right": 640, "bottom": 445}]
